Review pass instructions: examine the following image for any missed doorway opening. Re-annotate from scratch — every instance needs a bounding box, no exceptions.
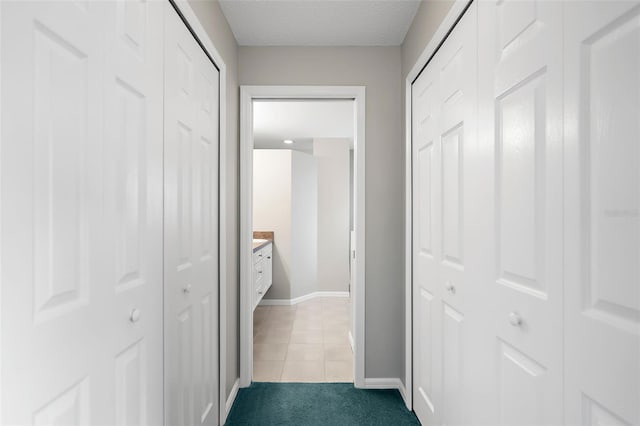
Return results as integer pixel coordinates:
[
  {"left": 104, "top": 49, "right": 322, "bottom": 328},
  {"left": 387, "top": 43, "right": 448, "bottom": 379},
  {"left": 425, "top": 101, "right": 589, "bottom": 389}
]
[{"left": 239, "top": 86, "right": 366, "bottom": 388}]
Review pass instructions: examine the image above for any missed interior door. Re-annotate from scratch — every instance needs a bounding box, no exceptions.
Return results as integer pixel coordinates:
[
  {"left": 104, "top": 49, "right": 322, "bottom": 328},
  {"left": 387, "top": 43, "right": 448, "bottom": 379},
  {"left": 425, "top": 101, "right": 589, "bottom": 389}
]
[
  {"left": 477, "top": 1, "right": 564, "bottom": 424},
  {"left": 563, "top": 2, "right": 640, "bottom": 425},
  {"left": 164, "top": 4, "right": 220, "bottom": 426},
  {"left": 411, "top": 5, "right": 477, "bottom": 425},
  {"left": 1, "top": 1, "right": 164, "bottom": 424},
  {"left": 412, "top": 37, "right": 443, "bottom": 426}
]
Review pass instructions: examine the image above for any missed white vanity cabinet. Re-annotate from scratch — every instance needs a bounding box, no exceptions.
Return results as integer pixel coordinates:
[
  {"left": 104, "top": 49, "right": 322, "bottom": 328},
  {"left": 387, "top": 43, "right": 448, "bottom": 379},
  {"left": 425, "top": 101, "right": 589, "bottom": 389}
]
[{"left": 253, "top": 242, "right": 273, "bottom": 309}]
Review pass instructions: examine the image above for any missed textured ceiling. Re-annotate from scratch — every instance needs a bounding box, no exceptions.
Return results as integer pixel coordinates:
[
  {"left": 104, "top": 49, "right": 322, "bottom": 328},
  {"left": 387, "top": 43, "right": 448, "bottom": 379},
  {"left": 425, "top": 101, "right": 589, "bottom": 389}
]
[{"left": 219, "top": 0, "right": 421, "bottom": 46}]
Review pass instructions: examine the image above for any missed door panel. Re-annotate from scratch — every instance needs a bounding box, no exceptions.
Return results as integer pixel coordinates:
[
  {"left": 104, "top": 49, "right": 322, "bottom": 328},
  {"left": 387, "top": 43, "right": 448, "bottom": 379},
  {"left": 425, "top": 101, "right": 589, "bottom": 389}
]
[
  {"left": 564, "top": 2, "right": 640, "bottom": 425},
  {"left": 412, "top": 4, "right": 476, "bottom": 425},
  {"left": 412, "top": 47, "right": 441, "bottom": 426},
  {"left": 478, "top": 1, "right": 564, "bottom": 423},
  {"left": 164, "top": 4, "right": 220, "bottom": 426},
  {"left": 1, "top": 1, "right": 164, "bottom": 424}
]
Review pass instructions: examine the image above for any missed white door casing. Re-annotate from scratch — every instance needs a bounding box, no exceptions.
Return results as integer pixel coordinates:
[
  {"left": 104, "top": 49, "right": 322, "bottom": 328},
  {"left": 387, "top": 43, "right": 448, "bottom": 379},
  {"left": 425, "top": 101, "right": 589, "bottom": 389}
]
[
  {"left": 164, "top": 3, "right": 220, "bottom": 426},
  {"left": 1, "top": 1, "right": 164, "bottom": 424},
  {"left": 564, "top": 2, "right": 640, "bottom": 425}
]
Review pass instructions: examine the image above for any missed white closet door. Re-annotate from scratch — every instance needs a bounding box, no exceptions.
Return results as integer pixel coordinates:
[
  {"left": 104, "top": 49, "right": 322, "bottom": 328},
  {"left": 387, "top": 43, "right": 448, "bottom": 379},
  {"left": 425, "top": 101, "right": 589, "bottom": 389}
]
[
  {"left": 411, "top": 4, "right": 477, "bottom": 425},
  {"left": 1, "top": 1, "right": 164, "bottom": 425},
  {"left": 564, "top": 2, "right": 640, "bottom": 425},
  {"left": 412, "top": 42, "right": 442, "bottom": 426},
  {"left": 477, "top": 1, "right": 564, "bottom": 424},
  {"left": 164, "top": 4, "right": 220, "bottom": 426}
]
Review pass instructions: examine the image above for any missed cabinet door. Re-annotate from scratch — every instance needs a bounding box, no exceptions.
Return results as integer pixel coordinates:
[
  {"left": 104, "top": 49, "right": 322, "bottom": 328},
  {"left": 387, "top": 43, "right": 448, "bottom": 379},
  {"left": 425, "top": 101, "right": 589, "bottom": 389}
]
[
  {"left": 477, "top": 1, "right": 564, "bottom": 424},
  {"left": 163, "top": 3, "right": 220, "bottom": 426},
  {"left": 564, "top": 2, "right": 640, "bottom": 425},
  {"left": 1, "top": 1, "right": 164, "bottom": 424}
]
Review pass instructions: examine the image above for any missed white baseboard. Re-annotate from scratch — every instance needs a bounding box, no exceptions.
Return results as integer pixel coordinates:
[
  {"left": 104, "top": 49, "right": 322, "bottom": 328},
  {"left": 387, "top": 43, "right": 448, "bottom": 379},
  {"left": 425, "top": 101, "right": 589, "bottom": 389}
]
[
  {"left": 362, "top": 377, "right": 403, "bottom": 389},
  {"left": 398, "top": 382, "right": 410, "bottom": 409},
  {"left": 259, "top": 291, "right": 349, "bottom": 306},
  {"left": 224, "top": 378, "right": 240, "bottom": 420}
]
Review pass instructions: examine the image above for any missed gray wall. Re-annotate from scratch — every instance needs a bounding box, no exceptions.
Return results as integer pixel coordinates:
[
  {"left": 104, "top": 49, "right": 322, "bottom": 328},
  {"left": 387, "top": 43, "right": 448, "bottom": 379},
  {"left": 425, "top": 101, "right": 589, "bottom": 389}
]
[
  {"left": 314, "top": 138, "right": 351, "bottom": 293},
  {"left": 239, "top": 46, "right": 404, "bottom": 379},
  {"left": 188, "top": 0, "right": 240, "bottom": 401},
  {"left": 401, "top": 0, "right": 455, "bottom": 79}
]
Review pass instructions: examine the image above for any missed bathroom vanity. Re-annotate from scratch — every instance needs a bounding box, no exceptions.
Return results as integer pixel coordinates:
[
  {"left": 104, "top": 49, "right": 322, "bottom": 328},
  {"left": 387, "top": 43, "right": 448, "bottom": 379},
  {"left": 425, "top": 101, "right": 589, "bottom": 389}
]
[{"left": 252, "top": 239, "right": 273, "bottom": 309}]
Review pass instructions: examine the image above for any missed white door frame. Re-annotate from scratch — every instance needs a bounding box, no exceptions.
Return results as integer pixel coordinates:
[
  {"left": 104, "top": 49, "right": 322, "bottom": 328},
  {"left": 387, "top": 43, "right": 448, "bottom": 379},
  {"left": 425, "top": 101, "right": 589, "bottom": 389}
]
[
  {"left": 403, "top": 0, "right": 472, "bottom": 411},
  {"left": 240, "top": 85, "right": 366, "bottom": 388},
  {"left": 163, "top": 1, "right": 228, "bottom": 424}
]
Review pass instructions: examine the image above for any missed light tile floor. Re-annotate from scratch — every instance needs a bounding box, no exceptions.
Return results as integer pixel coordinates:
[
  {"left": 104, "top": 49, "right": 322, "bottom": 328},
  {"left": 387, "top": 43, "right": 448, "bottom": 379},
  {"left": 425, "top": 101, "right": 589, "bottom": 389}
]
[{"left": 253, "top": 297, "right": 353, "bottom": 382}]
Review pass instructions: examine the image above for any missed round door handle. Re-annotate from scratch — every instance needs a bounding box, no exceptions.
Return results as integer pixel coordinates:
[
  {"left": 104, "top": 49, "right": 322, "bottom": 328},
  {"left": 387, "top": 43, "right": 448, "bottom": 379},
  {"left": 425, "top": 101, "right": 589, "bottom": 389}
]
[
  {"left": 183, "top": 284, "right": 192, "bottom": 293},
  {"left": 129, "top": 308, "right": 141, "bottom": 323},
  {"left": 267, "top": 256, "right": 271, "bottom": 259},
  {"left": 509, "top": 312, "right": 522, "bottom": 327},
  {"left": 445, "top": 282, "right": 456, "bottom": 294},
  {"left": 258, "top": 270, "right": 263, "bottom": 274}
]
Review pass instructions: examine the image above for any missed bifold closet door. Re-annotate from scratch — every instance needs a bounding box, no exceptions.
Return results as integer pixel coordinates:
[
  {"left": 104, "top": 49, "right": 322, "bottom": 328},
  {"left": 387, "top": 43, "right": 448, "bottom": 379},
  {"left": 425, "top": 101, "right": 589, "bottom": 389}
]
[
  {"left": 164, "top": 4, "right": 220, "bottom": 426},
  {"left": 564, "top": 2, "right": 640, "bottom": 425},
  {"left": 476, "top": 1, "right": 564, "bottom": 424},
  {"left": 1, "top": 1, "right": 164, "bottom": 425},
  {"left": 411, "top": 4, "right": 477, "bottom": 425}
]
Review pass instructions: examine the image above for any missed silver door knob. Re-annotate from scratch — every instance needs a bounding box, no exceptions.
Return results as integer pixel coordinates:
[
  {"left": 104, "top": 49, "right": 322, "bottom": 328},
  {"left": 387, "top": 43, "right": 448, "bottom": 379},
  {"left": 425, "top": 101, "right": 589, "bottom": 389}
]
[
  {"left": 129, "top": 308, "right": 141, "bottom": 323},
  {"left": 445, "top": 282, "right": 456, "bottom": 294},
  {"left": 183, "top": 284, "right": 192, "bottom": 293},
  {"left": 509, "top": 312, "right": 522, "bottom": 327}
]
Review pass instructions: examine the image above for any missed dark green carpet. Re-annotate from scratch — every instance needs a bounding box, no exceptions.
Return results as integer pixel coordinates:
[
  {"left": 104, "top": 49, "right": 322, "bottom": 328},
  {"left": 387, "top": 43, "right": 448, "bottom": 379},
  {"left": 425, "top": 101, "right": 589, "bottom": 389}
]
[{"left": 225, "top": 382, "right": 420, "bottom": 425}]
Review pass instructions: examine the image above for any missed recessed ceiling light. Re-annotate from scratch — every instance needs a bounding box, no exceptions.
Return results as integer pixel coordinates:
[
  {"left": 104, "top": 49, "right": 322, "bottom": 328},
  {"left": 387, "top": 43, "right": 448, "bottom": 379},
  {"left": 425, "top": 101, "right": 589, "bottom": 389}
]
[{"left": 283, "top": 139, "right": 294, "bottom": 144}]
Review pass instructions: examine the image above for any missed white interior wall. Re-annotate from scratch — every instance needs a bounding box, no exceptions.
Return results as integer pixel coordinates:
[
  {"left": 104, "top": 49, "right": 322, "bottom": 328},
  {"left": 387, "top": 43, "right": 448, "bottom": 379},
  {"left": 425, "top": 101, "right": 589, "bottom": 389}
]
[
  {"left": 314, "top": 138, "right": 351, "bottom": 293},
  {"left": 291, "top": 151, "right": 318, "bottom": 299},
  {"left": 253, "top": 150, "right": 292, "bottom": 299}
]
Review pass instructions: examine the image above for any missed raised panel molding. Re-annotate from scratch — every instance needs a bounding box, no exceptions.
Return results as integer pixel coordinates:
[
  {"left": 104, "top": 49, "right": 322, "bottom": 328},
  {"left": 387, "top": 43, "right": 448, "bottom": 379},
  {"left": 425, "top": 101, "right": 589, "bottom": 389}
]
[
  {"left": 177, "top": 45, "right": 192, "bottom": 96},
  {"left": 33, "top": 20, "right": 90, "bottom": 323},
  {"left": 418, "top": 143, "right": 434, "bottom": 257},
  {"left": 441, "top": 125, "right": 463, "bottom": 268},
  {"left": 582, "top": 8, "right": 640, "bottom": 332},
  {"left": 33, "top": 378, "right": 90, "bottom": 426},
  {"left": 200, "top": 294, "right": 214, "bottom": 423},
  {"left": 496, "top": 70, "right": 547, "bottom": 299},
  {"left": 497, "top": 0, "right": 543, "bottom": 58},
  {"left": 582, "top": 394, "right": 632, "bottom": 426},
  {"left": 443, "top": 303, "right": 464, "bottom": 425},
  {"left": 178, "top": 308, "right": 193, "bottom": 426},
  {"left": 417, "top": 288, "right": 435, "bottom": 414},
  {"left": 498, "top": 340, "right": 547, "bottom": 425},
  {"left": 115, "top": 340, "right": 147, "bottom": 426},
  {"left": 177, "top": 121, "right": 193, "bottom": 270},
  {"left": 117, "top": 0, "right": 146, "bottom": 58},
  {"left": 114, "top": 78, "right": 146, "bottom": 292},
  {"left": 200, "top": 138, "right": 212, "bottom": 260}
]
